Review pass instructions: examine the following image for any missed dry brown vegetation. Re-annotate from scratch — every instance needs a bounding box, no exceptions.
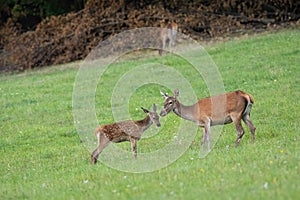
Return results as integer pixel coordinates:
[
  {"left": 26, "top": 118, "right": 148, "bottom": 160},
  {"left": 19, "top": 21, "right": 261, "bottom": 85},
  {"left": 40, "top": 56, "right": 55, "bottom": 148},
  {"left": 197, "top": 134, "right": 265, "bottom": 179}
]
[{"left": 0, "top": 0, "right": 299, "bottom": 72}]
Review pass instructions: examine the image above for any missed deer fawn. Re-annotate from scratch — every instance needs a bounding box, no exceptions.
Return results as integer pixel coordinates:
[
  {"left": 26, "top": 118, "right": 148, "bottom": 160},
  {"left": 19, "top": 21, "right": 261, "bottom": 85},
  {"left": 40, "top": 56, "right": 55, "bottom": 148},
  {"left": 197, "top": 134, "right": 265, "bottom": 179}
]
[
  {"left": 160, "top": 89, "right": 256, "bottom": 152},
  {"left": 90, "top": 104, "right": 161, "bottom": 164},
  {"left": 159, "top": 22, "right": 178, "bottom": 55}
]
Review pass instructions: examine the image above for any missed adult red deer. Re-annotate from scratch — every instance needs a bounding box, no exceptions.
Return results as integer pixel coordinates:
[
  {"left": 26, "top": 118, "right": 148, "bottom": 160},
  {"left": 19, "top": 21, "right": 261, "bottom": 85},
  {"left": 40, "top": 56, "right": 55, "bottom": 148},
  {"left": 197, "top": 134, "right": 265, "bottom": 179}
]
[
  {"left": 160, "top": 89, "right": 256, "bottom": 152},
  {"left": 159, "top": 22, "right": 178, "bottom": 55},
  {"left": 90, "top": 104, "right": 161, "bottom": 164}
]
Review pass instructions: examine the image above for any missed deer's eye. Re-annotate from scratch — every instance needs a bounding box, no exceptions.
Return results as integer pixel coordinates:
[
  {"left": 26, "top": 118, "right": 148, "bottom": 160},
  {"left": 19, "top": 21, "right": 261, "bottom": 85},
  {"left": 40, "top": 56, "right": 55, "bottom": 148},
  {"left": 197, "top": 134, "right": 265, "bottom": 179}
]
[{"left": 169, "top": 101, "right": 173, "bottom": 105}]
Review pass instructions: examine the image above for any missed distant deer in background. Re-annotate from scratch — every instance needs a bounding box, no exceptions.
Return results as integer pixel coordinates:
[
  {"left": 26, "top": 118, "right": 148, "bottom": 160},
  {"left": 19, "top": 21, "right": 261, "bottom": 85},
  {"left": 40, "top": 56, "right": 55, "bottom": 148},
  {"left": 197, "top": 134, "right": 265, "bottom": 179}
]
[
  {"left": 160, "top": 89, "right": 256, "bottom": 152},
  {"left": 90, "top": 104, "right": 161, "bottom": 164},
  {"left": 159, "top": 22, "right": 178, "bottom": 55}
]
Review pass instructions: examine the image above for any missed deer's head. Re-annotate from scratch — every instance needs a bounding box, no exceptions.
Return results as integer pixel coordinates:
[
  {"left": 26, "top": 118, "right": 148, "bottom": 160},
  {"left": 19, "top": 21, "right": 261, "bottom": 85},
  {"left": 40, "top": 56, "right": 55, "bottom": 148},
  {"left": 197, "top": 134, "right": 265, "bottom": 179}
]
[
  {"left": 141, "top": 104, "right": 161, "bottom": 127},
  {"left": 159, "top": 89, "right": 179, "bottom": 117}
]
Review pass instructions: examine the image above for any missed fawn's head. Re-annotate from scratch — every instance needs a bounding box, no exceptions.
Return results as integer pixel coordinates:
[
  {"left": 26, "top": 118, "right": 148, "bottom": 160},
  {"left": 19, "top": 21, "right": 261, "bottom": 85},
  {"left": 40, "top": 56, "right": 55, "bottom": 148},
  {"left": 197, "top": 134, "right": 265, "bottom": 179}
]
[
  {"left": 141, "top": 104, "right": 161, "bottom": 127},
  {"left": 159, "top": 89, "right": 179, "bottom": 117}
]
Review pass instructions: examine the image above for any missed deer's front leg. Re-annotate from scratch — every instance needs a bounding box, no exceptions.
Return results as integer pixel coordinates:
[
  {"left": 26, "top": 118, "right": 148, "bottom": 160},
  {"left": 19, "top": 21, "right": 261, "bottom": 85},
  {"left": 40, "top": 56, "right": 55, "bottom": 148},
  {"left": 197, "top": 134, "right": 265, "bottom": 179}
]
[
  {"left": 201, "top": 128, "right": 206, "bottom": 153},
  {"left": 206, "top": 125, "right": 211, "bottom": 151},
  {"left": 204, "top": 122, "right": 211, "bottom": 152},
  {"left": 200, "top": 119, "right": 211, "bottom": 152},
  {"left": 130, "top": 138, "right": 137, "bottom": 159}
]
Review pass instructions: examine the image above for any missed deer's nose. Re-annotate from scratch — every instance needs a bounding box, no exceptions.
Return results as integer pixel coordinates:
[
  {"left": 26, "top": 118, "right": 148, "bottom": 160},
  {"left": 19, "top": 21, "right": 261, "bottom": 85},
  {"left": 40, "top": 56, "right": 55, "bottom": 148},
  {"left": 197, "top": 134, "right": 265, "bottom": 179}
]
[{"left": 160, "top": 110, "right": 166, "bottom": 117}]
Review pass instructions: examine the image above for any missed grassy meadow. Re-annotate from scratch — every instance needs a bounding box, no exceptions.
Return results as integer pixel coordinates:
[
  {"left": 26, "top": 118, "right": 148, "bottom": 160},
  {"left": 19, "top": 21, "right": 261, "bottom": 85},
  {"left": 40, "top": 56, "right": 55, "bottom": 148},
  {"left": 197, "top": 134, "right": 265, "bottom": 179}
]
[{"left": 0, "top": 29, "right": 299, "bottom": 199}]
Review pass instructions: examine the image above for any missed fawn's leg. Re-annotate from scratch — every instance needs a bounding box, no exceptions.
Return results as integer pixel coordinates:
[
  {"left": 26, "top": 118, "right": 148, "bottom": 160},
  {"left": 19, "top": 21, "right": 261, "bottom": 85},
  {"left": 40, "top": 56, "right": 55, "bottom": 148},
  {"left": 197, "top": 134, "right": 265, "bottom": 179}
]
[
  {"left": 90, "top": 133, "right": 110, "bottom": 164},
  {"left": 130, "top": 138, "right": 137, "bottom": 159}
]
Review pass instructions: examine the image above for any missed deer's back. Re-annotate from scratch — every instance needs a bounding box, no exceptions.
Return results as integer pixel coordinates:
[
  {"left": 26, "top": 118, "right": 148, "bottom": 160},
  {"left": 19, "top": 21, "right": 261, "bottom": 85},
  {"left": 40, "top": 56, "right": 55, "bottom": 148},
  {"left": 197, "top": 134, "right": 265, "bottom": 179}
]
[
  {"left": 196, "top": 90, "right": 251, "bottom": 124},
  {"left": 96, "top": 120, "right": 143, "bottom": 142}
]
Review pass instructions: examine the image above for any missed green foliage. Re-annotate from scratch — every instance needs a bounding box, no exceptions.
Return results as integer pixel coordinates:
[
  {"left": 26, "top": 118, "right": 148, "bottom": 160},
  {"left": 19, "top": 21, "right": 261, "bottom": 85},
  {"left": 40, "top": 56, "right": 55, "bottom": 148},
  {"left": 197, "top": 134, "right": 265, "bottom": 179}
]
[
  {"left": 0, "top": 0, "right": 85, "bottom": 29},
  {"left": 0, "top": 30, "right": 299, "bottom": 199}
]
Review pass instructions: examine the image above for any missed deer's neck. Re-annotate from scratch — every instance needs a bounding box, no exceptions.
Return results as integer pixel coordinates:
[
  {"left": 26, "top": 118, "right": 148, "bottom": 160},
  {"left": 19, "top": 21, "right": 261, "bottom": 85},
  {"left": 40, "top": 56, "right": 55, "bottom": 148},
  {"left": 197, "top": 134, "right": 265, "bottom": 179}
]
[
  {"left": 136, "top": 115, "right": 152, "bottom": 131},
  {"left": 173, "top": 101, "right": 197, "bottom": 122}
]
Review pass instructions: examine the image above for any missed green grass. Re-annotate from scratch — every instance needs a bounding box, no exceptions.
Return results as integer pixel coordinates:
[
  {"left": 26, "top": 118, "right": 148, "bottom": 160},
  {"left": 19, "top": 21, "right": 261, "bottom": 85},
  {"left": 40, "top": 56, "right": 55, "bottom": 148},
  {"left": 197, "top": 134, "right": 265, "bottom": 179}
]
[{"left": 0, "top": 29, "right": 299, "bottom": 199}]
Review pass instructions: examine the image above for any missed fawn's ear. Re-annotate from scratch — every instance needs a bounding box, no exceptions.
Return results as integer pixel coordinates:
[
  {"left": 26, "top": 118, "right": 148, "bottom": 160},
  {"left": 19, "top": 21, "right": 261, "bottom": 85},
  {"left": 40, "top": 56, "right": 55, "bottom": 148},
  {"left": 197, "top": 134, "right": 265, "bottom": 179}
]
[
  {"left": 152, "top": 104, "right": 157, "bottom": 112},
  {"left": 174, "top": 88, "right": 179, "bottom": 98},
  {"left": 160, "top": 90, "right": 169, "bottom": 99},
  {"left": 141, "top": 107, "right": 149, "bottom": 113}
]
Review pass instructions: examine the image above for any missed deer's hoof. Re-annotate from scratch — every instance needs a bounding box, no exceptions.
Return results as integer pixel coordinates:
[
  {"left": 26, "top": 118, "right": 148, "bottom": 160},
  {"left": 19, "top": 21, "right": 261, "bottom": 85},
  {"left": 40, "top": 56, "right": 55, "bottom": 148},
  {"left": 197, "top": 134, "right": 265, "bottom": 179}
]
[{"left": 90, "top": 156, "right": 97, "bottom": 165}]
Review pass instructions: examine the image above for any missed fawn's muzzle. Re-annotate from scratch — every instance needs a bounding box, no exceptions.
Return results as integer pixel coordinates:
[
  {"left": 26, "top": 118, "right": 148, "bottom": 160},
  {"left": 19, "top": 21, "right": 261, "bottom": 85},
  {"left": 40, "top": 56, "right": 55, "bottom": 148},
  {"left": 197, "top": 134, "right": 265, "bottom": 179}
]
[{"left": 160, "top": 110, "right": 167, "bottom": 117}]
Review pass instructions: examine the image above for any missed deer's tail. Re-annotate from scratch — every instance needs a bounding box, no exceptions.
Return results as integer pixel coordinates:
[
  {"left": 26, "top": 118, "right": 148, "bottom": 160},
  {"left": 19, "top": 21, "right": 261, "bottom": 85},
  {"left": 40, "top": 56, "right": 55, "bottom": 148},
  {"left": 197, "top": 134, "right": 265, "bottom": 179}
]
[
  {"left": 248, "top": 93, "right": 254, "bottom": 104},
  {"left": 242, "top": 92, "right": 254, "bottom": 116},
  {"left": 94, "top": 126, "right": 103, "bottom": 136}
]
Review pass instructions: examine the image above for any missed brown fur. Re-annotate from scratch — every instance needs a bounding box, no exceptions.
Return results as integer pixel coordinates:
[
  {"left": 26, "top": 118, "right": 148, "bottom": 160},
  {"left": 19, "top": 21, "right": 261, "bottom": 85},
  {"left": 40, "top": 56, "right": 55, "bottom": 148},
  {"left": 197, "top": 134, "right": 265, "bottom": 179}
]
[
  {"left": 90, "top": 105, "right": 160, "bottom": 164},
  {"left": 159, "top": 22, "right": 178, "bottom": 55},
  {"left": 160, "top": 89, "right": 256, "bottom": 152}
]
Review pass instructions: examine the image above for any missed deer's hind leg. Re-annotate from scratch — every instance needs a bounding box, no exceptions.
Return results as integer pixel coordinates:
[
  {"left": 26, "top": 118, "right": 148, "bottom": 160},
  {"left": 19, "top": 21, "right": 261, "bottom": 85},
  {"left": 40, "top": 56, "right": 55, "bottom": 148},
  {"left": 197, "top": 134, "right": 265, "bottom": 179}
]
[
  {"left": 232, "top": 116, "right": 245, "bottom": 147},
  {"left": 242, "top": 114, "right": 256, "bottom": 144},
  {"left": 90, "top": 133, "right": 110, "bottom": 164}
]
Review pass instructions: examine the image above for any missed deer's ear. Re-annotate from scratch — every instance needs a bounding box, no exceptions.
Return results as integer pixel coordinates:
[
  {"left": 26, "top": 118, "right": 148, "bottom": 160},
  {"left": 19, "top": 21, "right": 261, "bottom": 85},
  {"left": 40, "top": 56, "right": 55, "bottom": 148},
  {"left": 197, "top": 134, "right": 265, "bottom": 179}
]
[
  {"left": 153, "top": 104, "right": 157, "bottom": 112},
  {"left": 160, "top": 90, "right": 169, "bottom": 99},
  {"left": 141, "top": 107, "right": 149, "bottom": 113},
  {"left": 174, "top": 88, "right": 179, "bottom": 97}
]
